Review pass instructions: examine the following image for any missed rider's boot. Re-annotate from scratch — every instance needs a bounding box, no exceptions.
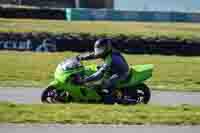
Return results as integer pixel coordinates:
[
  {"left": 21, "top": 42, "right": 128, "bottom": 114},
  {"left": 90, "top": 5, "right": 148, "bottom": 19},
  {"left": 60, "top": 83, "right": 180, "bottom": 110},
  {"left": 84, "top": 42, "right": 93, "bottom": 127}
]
[
  {"left": 103, "top": 94, "right": 115, "bottom": 104},
  {"left": 101, "top": 89, "right": 115, "bottom": 104}
]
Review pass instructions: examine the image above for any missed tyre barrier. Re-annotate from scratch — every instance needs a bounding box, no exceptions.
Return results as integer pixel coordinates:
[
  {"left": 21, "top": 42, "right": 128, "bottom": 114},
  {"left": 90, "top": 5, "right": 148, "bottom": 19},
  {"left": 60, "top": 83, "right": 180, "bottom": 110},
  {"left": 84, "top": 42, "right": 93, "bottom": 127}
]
[
  {"left": 0, "top": 32, "right": 200, "bottom": 56},
  {"left": 0, "top": 6, "right": 65, "bottom": 19}
]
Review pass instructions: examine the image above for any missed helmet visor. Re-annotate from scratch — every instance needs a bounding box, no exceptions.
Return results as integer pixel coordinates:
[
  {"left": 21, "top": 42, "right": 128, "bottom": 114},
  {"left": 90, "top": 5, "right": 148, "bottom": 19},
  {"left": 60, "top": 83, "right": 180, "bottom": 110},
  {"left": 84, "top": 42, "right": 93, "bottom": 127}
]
[{"left": 94, "top": 47, "right": 105, "bottom": 57}]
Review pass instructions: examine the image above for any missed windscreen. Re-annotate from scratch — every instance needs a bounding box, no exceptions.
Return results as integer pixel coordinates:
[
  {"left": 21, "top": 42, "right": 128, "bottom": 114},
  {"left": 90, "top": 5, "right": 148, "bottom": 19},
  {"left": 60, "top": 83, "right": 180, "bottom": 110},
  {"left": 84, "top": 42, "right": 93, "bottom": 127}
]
[{"left": 59, "top": 57, "right": 82, "bottom": 71}]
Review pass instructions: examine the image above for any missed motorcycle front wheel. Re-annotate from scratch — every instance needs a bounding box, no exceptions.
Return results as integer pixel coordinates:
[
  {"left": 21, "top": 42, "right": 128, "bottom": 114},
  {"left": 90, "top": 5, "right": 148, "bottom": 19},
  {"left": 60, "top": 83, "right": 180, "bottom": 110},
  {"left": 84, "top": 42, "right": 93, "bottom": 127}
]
[
  {"left": 41, "top": 86, "right": 72, "bottom": 104},
  {"left": 41, "top": 86, "right": 57, "bottom": 103}
]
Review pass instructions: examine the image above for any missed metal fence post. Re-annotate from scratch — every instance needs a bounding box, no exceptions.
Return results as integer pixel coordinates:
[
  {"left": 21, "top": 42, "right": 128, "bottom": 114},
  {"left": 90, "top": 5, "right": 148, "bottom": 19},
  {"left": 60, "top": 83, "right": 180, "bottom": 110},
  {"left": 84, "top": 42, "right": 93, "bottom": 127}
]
[{"left": 65, "top": 8, "right": 72, "bottom": 22}]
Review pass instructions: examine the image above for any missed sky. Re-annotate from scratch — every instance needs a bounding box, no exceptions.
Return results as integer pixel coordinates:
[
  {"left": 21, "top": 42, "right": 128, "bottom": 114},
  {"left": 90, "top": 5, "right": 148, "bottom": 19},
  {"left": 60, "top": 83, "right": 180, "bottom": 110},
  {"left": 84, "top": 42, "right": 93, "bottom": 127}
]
[{"left": 114, "top": 0, "right": 200, "bottom": 12}]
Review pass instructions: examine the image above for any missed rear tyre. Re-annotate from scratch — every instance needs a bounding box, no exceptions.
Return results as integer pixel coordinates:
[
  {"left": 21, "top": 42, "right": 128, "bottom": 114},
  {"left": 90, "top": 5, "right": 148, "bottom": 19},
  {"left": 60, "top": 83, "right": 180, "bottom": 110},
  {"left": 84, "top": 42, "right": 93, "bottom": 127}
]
[
  {"left": 135, "top": 84, "right": 151, "bottom": 104},
  {"left": 124, "top": 84, "right": 151, "bottom": 104}
]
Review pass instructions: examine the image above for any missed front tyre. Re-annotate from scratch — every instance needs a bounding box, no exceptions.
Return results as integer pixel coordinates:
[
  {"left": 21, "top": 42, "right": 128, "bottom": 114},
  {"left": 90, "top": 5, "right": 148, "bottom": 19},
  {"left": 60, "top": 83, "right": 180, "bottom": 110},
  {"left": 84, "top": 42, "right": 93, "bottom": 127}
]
[
  {"left": 41, "top": 86, "right": 57, "bottom": 103},
  {"left": 41, "top": 86, "right": 72, "bottom": 104}
]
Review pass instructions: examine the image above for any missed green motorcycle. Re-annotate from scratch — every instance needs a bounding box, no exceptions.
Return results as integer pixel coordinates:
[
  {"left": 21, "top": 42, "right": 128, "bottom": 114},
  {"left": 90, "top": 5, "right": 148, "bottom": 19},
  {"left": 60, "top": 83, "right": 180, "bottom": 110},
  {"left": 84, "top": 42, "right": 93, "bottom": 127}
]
[{"left": 41, "top": 56, "right": 154, "bottom": 104}]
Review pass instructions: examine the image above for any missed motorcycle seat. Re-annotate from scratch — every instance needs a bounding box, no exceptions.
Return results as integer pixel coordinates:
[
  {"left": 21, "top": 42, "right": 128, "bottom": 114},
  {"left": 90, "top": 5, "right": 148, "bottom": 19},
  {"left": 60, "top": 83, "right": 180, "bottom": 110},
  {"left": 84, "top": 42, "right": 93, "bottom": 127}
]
[{"left": 119, "top": 69, "right": 133, "bottom": 84}]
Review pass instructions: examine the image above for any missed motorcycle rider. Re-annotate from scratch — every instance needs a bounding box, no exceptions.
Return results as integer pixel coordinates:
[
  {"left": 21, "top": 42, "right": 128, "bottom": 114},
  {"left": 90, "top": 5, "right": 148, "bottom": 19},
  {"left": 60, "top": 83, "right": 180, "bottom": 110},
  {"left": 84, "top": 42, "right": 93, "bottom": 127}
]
[{"left": 77, "top": 38, "right": 131, "bottom": 104}]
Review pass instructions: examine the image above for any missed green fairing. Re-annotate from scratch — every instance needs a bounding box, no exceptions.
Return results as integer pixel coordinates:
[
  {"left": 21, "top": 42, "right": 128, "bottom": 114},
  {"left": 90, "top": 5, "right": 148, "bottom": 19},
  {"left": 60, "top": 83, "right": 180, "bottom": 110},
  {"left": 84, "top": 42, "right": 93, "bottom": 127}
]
[
  {"left": 50, "top": 65, "right": 101, "bottom": 102},
  {"left": 48, "top": 61, "right": 153, "bottom": 102},
  {"left": 118, "top": 64, "right": 153, "bottom": 87}
]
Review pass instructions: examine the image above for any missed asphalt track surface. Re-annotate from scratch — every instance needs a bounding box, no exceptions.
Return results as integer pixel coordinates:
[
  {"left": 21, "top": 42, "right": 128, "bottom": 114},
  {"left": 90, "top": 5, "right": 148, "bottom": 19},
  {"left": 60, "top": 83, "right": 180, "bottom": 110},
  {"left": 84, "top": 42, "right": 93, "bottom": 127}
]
[
  {"left": 0, "top": 87, "right": 200, "bottom": 105},
  {"left": 0, "top": 87, "right": 200, "bottom": 132},
  {"left": 1, "top": 124, "right": 200, "bottom": 133}
]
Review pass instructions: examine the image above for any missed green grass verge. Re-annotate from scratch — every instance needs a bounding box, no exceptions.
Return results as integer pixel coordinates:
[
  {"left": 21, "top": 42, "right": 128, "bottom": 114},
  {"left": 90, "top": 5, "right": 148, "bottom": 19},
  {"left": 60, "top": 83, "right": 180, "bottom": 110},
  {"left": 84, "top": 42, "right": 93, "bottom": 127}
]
[
  {"left": 0, "top": 51, "right": 200, "bottom": 91},
  {"left": 0, "top": 102, "right": 200, "bottom": 125},
  {"left": 1, "top": 18, "right": 200, "bottom": 40}
]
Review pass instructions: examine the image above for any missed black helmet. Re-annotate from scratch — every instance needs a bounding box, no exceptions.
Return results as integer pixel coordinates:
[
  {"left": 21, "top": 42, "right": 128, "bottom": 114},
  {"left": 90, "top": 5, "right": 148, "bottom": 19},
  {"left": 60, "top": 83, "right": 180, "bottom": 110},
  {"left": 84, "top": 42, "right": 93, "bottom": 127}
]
[{"left": 94, "top": 39, "right": 112, "bottom": 58}]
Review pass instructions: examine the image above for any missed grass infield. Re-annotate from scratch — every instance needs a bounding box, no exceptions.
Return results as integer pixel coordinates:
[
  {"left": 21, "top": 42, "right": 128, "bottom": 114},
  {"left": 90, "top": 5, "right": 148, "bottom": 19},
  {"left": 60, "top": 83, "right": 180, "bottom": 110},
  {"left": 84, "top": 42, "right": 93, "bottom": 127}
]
[
  {"left": 0, "top": 102, "right": 200, "bottom": 125},
  {"left": 0, "top": 51, "right": 199, "bottom": 91},
  {"left": 0, "top": 18, "right": 200, "bottom": 40}
]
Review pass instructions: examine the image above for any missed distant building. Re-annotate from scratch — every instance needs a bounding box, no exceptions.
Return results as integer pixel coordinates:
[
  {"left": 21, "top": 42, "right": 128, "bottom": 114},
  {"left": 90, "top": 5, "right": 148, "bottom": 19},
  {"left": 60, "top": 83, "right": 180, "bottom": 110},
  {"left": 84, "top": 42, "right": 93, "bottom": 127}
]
[
  {"left": 114, "top": 0, "right": 200, "bottom": 12},
  {"left": 1, "top": 0, "right": 200, "bottom": 12},
  {"left": 74, "top": 0, "right": 113, "bottom": 9},
  {"left": 77, "top": 0, "right": 200, "bottom": 12}
]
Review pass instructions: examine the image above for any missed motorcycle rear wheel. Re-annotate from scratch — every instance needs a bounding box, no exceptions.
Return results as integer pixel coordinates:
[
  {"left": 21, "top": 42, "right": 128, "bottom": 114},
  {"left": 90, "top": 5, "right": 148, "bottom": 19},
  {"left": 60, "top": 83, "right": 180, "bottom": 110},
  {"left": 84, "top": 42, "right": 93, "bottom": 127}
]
[{"left": 125, "top": 83, "right": 151, "bottom": 104}]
